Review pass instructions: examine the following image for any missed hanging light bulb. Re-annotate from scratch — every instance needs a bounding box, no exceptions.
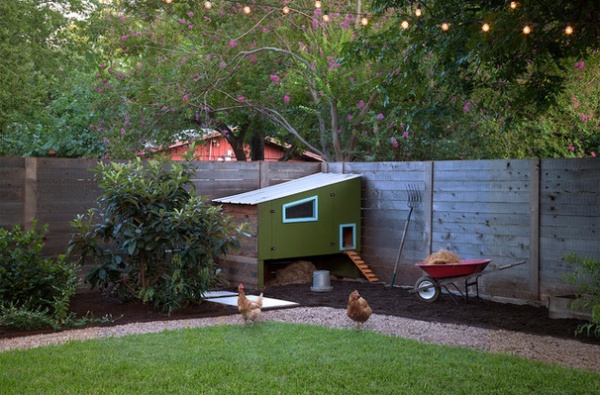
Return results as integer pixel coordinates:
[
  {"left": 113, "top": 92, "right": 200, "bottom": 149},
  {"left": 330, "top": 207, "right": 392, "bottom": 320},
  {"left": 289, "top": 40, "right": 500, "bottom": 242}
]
[
  {"left": 322, "top": 12, "right": 330, "bottom": 22},
  {"left": 243, "top": 5, "right": 251, "bottom": 14},
  {"left": 315, "top": 0, "right": 321, "bottom": 9},
  {"left": 565, "top": 25, "right": 574, "bottom": 35},
  {"left": 482, "top": 23, "right": 490, "bottom": 32},
  {"left": 441, "top": 22, "right": 449, "bottom": 31},
  {"left": 361, "top": 16, "right": 368, "bottom": 26},
  {"left": 204, "top": 1, "right": 212, "bottom": 10},
  {"left": 401, "top": 20, "right": 409, "bottom": 29},
  {"left": 282, "top": 6, "right": 290, "bottom": 14},
  {"left": 522, "top": 25, "right": 531, "bottom": 34},
  {"left": 415, "top": 4, "right": 422, "bottom": 17},
  {"left": 164, "top": 0, "right": 172, "bottom": 3},
  {"left": 510, "top": 1, "right": 518, "bottom": 9}
]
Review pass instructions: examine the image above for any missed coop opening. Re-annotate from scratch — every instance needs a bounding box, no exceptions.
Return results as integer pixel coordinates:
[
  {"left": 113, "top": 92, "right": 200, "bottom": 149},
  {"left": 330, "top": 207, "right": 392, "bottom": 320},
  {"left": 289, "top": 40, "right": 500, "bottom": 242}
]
[{"left": 339, "top": 224, "right": 356, "bottom": 250}]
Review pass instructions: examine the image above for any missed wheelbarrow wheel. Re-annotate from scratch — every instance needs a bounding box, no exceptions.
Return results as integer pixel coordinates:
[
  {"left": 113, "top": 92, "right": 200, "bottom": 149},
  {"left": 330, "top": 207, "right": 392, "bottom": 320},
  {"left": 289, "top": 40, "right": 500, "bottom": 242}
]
[{"left": 415, "top": 276, "right": 440, "bottom": 303}]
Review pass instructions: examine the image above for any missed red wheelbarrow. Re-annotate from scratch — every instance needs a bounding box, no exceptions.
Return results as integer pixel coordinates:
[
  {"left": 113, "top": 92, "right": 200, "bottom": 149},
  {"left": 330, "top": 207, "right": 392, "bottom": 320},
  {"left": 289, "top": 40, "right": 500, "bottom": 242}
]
[{"left": 413, "top": 259, "right": 526, "bottom": 303}]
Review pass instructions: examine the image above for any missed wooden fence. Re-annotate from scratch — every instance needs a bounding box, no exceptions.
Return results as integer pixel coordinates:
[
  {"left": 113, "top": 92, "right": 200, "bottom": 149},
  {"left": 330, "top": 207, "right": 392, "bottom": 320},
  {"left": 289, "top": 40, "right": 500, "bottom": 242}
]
[{"left": 1, "top": 157, "right": 598, "bottom": 303}]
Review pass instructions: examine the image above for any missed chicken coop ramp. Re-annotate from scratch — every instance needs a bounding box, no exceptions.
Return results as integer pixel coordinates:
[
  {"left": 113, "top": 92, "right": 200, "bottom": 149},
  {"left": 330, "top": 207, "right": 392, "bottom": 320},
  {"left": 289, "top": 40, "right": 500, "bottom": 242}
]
[{"left": 346, "top": 251, "right": 379, "bottom": 283}]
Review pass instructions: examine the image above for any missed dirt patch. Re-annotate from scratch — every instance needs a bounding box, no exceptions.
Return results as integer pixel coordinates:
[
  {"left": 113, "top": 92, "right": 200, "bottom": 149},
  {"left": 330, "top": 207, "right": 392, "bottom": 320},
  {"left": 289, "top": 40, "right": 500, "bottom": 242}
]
[{"left": 1, "top": 279, "right": 598, "bottom": 345}]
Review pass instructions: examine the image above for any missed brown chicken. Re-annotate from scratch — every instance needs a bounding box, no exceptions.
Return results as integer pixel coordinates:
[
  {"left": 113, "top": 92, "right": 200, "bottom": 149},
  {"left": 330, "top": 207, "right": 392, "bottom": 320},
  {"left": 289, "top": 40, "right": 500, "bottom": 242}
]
[
  {"left": 347, "top": 290, "right": 372, "bottom": 329},
  {"left": 237, "top": 283, "right": 263, "bottom": 326}
]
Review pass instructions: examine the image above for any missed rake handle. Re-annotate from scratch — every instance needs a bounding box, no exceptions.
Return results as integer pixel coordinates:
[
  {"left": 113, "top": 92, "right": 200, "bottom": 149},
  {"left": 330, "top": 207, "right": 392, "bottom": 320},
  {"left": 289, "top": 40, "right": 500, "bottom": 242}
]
[{"left": 389, "top": 206, "right": 414, "bottom": 287}]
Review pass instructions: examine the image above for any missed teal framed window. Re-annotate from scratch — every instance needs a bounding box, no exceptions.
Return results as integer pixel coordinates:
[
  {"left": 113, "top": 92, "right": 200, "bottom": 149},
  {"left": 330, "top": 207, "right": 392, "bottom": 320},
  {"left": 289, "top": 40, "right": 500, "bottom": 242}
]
[{"left": 282, "top": 196, "right": 318, "bottom": 223}]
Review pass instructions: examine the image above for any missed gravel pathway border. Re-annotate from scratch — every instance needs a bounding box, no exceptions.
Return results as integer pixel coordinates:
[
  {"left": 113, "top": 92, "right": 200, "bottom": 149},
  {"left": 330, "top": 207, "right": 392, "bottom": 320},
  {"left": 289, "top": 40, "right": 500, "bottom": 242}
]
[{"left": 1, "top": 307, "right": 599, "bottom": 374}]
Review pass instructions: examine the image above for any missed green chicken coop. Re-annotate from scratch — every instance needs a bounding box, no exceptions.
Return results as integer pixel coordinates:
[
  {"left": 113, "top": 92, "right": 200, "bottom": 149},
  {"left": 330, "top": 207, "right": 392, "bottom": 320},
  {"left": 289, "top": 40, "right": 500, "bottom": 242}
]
[{"left": 213, "top": 172, "right": 377, "bottom": 287}]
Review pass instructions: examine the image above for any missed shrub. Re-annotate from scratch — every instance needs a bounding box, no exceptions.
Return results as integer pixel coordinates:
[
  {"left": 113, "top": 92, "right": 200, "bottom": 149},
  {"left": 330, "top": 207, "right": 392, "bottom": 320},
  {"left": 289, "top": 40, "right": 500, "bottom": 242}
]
[
  {"left": 564, "top": 252, "right": 600, "bottom": 338},
  {"left": 0, "top": 222, "right": 79, "bottom": 329},
  {"left": 67, "top": 153, "right": 245, "bottom": 313}
]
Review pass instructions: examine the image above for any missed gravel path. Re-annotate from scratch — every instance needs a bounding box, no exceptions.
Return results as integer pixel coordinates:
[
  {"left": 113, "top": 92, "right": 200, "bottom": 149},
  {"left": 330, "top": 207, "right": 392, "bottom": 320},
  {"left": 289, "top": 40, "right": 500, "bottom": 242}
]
[{"left": 1, "top": 307, "right": 599, "bottom": 374}]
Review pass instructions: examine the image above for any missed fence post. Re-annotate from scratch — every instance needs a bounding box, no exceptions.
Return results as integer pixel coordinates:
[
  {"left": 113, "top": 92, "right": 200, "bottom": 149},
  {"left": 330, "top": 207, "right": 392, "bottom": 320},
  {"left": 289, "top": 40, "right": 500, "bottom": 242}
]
[
  {"left": 529, "top": 158, "right": 541, "bottom": 301},
  {"left": 23, "top": 157, "right": 37, "bottom": 230}
]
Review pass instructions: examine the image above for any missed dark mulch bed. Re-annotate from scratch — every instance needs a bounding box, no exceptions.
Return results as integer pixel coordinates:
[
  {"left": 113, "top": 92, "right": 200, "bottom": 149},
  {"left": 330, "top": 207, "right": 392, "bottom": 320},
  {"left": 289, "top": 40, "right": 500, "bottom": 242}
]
[{"left": 2, "top": 280, "right": 598, "bottom": 345}]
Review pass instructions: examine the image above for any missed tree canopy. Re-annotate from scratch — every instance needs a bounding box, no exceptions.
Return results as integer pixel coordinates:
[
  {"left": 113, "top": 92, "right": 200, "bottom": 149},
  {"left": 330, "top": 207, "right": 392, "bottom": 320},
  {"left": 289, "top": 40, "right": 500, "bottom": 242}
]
[{"left": 1, "top": 0, "right": 598, "bottom": 160}]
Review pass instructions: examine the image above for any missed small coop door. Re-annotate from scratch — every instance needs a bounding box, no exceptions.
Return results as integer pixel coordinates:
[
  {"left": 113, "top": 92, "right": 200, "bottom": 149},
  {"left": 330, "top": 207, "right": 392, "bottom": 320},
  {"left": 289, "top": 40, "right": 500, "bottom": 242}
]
[{"left": 339, "top": 224, "right": 356, "bottom": 250}]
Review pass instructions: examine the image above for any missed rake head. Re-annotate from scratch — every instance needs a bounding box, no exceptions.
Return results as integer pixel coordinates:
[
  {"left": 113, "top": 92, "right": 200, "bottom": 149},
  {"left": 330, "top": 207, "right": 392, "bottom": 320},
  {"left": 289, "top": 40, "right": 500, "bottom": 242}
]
[{"left": 407, "top": 184, "right": 422, "bottom": 208}]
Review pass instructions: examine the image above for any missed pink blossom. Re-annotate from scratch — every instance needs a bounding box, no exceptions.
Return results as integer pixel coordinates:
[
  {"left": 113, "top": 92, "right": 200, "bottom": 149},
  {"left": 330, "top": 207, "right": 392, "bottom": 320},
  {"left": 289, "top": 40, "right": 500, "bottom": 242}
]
[
  {"left": 347, "top": 114, "right": 353, "bottom": 121},
  {"left": 283, "top": 95, "right": 290, "bottom": 103},
  {"left": 121, "top": 35, "right": 129, "bottom": 41},
  {"left": 581, "top": 113, "right": 593, "bottom": 122},
  {"left": 103, "top": 137, "right": 110, "bottom": 144},
  {"left": 377, "top": 113, "right": 384, "bottom": 120},
  {"left": 88, "top": 124, "right": 94, "bottom": 130},
  {"left": 574, "top": 61, "right": 586, "bottom": 71},
  {"left": 219, "top": 61, "right": 227, "bottom": 68},
  {"left": 182, "top": 94, "right": 189, "bottom": 101},
  {"left": 237, "top": 96, "right": 244, "bottom": 102},
  {"left": 270, "top": 75, "right": 280, "bottom": 84},
  {"left": 188, "top": 24, "right": 193, "bottom": 29},
  {"left": 161, "top": 106, "right": 168, "bottom": 111},
  {"left": 390, "top": 137, "right": 399, "bottom": 148},
  {"left": 247, "top": 54, "right": 257, "bottom": 63},
  {"left": 357, "top": 100, "right": 365, "bottom": 109},
  {"left": 312, "top": 18, "right": 319, "bottom": 29},
  {"left": 314, "top": 9, "right": 322, "bottom": 17},
  {"left": 568, "top": 143, "right": 575, "bottom": 151},
  {"left": 100, "top": 64, "right": 106, "bottom": 70},
  {"left": 229, "top": 40, "right": 237, "bottom": 48},
  {"left": 591, "top": 152, "right": 597, "bottom": 157},
  {"left": 402, "top": 131, "right": 409, "bottom": 138},
  {"left": 120, "top": 128, "right": 126, "bottom": 135},
  {"left": 463, "top": 101, "right": 471, "bottom": 112},
  {"left": 141, "top": 121, "right": 146, "bottom": 126},
  {"left": 349, "top": 77, "right": 355, "bottom": 84},
  {"left": 188, "top": 11, "right": 194, "bottom": 17}
]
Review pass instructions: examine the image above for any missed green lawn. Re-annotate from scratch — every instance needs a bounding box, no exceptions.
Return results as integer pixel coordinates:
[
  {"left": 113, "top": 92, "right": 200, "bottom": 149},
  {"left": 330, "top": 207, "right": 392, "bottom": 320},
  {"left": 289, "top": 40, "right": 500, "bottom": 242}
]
[{"left": 1, "top": 322, "right": 598, "bottom": 394}]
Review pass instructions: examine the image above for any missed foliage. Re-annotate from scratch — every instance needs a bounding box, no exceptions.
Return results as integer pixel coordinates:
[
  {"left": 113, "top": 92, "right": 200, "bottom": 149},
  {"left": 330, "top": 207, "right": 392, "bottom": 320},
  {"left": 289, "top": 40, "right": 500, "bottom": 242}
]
[
  {"left": 564, "top": 252, "right": 600, "bottom": 339},
  {"left": 0, "top": 222, "right": 79, "bottom": 329},
  {"left": 0, "top": 0, "right": 98, "bottom": 155},
  {"left": 2, "top": 323, "right": 598, "bottom": 394},
  {"left": 67, "top": 152, "right": 244, "bottom": 312}
]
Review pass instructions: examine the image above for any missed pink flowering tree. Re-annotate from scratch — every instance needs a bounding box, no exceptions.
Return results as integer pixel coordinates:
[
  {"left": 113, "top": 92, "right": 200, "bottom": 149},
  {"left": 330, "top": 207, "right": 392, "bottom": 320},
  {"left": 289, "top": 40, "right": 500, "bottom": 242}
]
[{"left": 81, "top": 0, "right": 408, "bottom": 161}]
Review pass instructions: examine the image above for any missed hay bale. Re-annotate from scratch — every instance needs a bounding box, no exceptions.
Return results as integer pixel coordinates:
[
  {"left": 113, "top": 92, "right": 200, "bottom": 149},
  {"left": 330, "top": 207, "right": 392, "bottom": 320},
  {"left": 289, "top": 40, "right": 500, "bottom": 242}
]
[
  {"left": 269, "top": 260, "right": 317, "bottom": 285},
  {"left": 424, "top": 249, "right": 461, "bottom": 265}
]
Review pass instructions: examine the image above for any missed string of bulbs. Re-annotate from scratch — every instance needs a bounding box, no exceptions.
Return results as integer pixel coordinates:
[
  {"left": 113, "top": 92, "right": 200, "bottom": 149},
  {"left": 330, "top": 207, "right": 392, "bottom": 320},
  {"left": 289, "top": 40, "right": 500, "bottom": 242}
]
[{"left": 162, "top": 0, "right": 576, "bottom": 34}]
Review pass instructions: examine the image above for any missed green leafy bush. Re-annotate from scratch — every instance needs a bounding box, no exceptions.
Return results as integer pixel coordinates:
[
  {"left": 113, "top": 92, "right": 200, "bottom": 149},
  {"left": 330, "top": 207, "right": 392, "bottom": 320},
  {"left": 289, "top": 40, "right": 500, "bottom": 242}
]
[
  {"left": 0, "top": 222, "right": 79, "bottom": 329},
  {"left": 564, "top": 252, "right": 600, "bottom": 338},
  {"left": 67, "top": 153, "right": 244, "bottom": 313}
]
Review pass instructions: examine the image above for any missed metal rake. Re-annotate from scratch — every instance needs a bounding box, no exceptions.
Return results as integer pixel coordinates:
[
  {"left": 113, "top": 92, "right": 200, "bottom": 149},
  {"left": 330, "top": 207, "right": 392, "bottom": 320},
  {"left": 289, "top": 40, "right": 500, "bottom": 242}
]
[{"left": 388, "top": 184, "right": 422, "bottom": 287}]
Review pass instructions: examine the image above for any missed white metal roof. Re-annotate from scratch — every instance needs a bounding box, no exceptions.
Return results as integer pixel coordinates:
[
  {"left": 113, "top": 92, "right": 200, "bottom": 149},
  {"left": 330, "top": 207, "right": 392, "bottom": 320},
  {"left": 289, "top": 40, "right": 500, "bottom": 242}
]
[{"left": 212, "top": 172, "right": 361, "bottom": 205}]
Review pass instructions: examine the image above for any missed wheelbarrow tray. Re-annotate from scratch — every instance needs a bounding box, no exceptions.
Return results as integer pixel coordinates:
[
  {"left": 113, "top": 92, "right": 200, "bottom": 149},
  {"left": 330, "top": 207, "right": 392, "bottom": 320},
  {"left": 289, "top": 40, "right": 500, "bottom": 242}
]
[{"left": 415, "top": 259, "right": 492, "bottom": 279}]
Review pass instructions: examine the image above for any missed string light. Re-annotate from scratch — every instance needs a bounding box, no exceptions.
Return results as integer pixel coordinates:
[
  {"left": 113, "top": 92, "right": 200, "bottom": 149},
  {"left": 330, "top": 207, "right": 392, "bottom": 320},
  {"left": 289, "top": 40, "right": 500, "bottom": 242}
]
[
  {"left": 415, "top": 4, "right": 422, "bottom": 17},
  {"left": 282, "top": 6, "right": 290, "bottom": 14},
  {"left": 314, "top": 0, "right": 321, "bottom": 9},
  {"left": 401, "top": 20, "right": 409, "bottom": 29},
  {"left": 482, "top": 23, "right": 490, "bottom": 32},
  {"left": 164, "top": 0, "right": 172, "bottom": 3},
  {"left": 565, "top": 25, "right": 573, "bottom": 35},
  {"left": 361, "top": 16, "right": 368, "bottom": 26},
  {"left": 441, "top": 22, "right": 449, "bottom": 31},
  {"left": 243, "top": 5, "right": 251, "bottom": 14},
  {"left": 204, "top": 1, "right": 212, "bottom": 10},
  {"left": 510, "top": 1, "right": 518, "bottom": 9},
  {"left": 322, "top": 12, "right": 330, "bottom": 22},
  {"left": 522, "top": 25, "right": 531, "bottom": 34}
]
